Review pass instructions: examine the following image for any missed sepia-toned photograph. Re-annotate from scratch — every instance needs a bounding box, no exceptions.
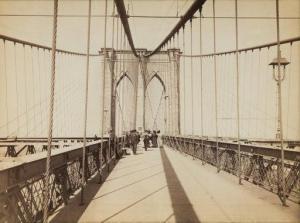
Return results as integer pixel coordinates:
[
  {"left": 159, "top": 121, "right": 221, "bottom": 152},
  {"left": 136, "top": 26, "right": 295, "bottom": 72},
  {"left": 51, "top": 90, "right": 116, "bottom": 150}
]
[{"left": 0, "top": 0, "right": 299, "bottom": 222}]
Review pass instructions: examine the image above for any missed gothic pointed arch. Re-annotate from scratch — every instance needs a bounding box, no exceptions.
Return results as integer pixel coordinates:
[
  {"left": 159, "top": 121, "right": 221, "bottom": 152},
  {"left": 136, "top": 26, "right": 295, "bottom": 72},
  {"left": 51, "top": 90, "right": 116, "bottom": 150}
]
[{"left": 146, "top": 72, "right": 166, "bottom": 92}]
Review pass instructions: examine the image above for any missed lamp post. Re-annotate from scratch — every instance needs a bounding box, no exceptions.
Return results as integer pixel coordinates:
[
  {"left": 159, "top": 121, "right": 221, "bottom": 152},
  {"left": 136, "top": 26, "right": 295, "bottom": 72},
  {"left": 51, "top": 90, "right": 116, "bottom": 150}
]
[
  {"left": 269, "top": 50, "right": 289, "bottom": 206},
  {"left": 269, "top": 51, "right": 289, "bottom": 140}
]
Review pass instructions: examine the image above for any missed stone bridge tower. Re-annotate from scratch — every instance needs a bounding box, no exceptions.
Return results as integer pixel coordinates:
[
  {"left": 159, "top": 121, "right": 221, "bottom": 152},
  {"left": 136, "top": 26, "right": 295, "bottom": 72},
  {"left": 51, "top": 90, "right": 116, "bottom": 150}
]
[{"left": 100, "top": 48, "right": 180, "bottom": 136}]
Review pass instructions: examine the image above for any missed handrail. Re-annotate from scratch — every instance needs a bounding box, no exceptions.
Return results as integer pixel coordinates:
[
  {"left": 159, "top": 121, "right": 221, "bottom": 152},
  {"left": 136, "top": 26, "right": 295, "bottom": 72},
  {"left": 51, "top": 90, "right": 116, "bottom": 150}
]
[
  {"left": 0, "top": 34, "right": 99, "bottom": 56},
  {"left": 181, "top": 36, "right": 300, "bottom": 58},
  {"left": 0, "top": 140, "right": 100, "bottom": 192}
]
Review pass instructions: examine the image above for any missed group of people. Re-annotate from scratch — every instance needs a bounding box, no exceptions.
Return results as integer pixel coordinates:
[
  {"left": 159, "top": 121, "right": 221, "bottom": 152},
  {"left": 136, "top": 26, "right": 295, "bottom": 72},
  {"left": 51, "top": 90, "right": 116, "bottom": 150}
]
[
  {"left": 125, "top": 130, "right": 160, "bottom": 154},
  {"left": 143, "top": 130, "right": 159, "bottom": 151},
  {"left": 125, "top": 130, "right": 140, "bottom": 155}
]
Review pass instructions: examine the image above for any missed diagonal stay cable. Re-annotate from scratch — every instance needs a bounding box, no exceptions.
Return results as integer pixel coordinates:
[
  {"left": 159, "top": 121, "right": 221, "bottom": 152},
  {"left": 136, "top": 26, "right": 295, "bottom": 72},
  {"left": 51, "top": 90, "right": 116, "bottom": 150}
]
[
  {"left": 115, "top": 90, "right": 127, "bottom": 131},
  {"left": 145, "top": 89, "right": 155, "bottom": 127},
  {"left": 152, "top": 89, "right": 165, "bottom": 130}
]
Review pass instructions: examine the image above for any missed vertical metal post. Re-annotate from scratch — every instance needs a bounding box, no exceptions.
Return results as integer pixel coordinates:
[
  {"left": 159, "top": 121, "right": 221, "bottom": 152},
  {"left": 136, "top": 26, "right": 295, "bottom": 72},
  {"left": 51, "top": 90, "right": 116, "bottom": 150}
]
[
  {"left": 235, "top": 0, "right": 242, "bottom": 185},
  {"left": 275, "top": 0, "right": 286, "bottom": 206}
]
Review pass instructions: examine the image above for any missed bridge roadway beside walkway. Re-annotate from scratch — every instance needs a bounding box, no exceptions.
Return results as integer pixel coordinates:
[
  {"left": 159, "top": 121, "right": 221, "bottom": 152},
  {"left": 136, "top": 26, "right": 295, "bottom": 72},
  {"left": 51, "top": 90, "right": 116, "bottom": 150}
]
[{"left": 50, "top": 144, "right": 300, "bottom": 223}]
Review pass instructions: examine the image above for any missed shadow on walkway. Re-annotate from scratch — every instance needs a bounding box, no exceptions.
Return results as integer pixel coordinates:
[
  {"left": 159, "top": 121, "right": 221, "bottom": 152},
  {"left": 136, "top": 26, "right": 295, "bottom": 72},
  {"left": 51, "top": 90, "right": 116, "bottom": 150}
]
[
  {"left": 160, "top": 148, "right": 201, "bottom": 222},
  {"left": 92, "top": 171, "right": 163, "bottom": 200},
  {"left": 101, "top": 185, "right": 167, "bottom": 222},
  {"left": 105, "top": 163, "right": 162, "bottom": 182},
  {"left": 50, "top": 160, "right": 118, "bottom": 223}
]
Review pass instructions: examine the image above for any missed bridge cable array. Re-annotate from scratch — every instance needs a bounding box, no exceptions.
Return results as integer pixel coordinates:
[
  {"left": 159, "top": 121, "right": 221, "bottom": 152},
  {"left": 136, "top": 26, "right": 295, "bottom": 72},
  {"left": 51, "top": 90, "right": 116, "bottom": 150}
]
[
  {"left": 113, "top": 0, "right": 206, "bottom": 58},
  {"left": 1, "top": 1, "right": 300, "bottom": 221}
]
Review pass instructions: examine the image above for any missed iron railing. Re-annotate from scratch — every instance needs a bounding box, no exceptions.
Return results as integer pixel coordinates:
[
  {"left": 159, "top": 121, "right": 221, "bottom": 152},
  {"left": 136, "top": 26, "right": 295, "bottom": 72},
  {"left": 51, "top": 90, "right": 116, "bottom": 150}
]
[
  {"left": 0, "top": 136, "right": 126, "bottom": 222},
  {"left": 162, "top": 135, "right": 300, "bottom": 205}
]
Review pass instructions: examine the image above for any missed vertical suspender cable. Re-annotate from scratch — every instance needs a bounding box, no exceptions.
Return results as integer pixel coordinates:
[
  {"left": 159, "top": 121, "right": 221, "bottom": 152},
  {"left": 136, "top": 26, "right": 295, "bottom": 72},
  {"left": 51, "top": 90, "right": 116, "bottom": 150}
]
[
  {"left": 177, "top": 32, "right": 179, "bottom": 49},
  {"left": 176, "top": 0, "right": 179, "bottom": 17},
  {"left": 14, "top": 44, "right": 20, "bottom": 136},
  {"left": 43, "top": 0, "right": 58, "bottom": 222},
  {"left": 275, "top": 0, "right": 286, "bottom": 206},
  {"left": 23, "top": 46, "right": 29, "bottom": 136},
  {"left": 42, "top": 49, "right": 47, "bottom": 135},
  {"left": 168, "top": 41, "right": 173, "bottom": 134},
  {"left": 108, "top": 2, "right": 116, "bottom": 165},
  {"left": 235, "top": 0, "right": 242, "bottom": 185},
  {"left": 190, "top": 20, "right": 194, "bottom": 136},
  {"left": 100, "top": 0, "right": 108, "bottom": 180},
  {"left": 212, "top": 0, "right": 220, "bottom": 172},
  {"left": 112, "top": 4, "right": 116, "bottom": 49},
  {"left": 167, "top": 41, "right": 171, "bottom": 134},
  {"left": 31, "top": 47, "right": 37, "bottom": 136},
  {"left": 80, "top": 0, "right": 92, "bottom": 205},
  {"left": 234, "top": 0, "right": 242, "bottom": 185},
  {"left": 3, "top": 43, "right": 9, "bottom": 137},
  {"left": 37, "top": 49, "right": 43, "bottom": 135},
  {"left": 199, "top": 11, "right": 205, "bottom": 165},
  {"left": 164, "top": 51, "right": 168, "bottom": 134},
  {"left": 116, "top": 15, "right": 119, "bottom": 136},
  {"left": 182, "top": 27, "right": 186, "bottom": 135}
]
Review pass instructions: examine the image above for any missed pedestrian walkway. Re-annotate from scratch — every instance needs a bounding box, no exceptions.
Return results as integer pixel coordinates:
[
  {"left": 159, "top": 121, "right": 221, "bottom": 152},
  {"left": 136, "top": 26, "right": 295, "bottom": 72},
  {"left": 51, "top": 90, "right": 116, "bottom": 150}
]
[{"left": 50, "top": 144, "right": 300, "bottom": 222}]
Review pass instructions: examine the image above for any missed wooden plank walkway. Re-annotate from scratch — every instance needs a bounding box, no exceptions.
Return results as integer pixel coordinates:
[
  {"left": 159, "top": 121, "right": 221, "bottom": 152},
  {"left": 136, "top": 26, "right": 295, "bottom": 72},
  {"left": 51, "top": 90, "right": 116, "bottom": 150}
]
[{"left": 49, "top": 144, "right": 300, "bottom": 223}]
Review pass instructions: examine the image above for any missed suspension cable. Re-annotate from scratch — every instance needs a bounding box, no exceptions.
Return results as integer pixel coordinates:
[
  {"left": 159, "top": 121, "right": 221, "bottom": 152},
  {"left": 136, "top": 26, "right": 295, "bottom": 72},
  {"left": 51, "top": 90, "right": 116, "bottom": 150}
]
[
  {"left": 80, "top": 0, "right": 92, "bottom": 205},
  {"left": 43, "top": 0, "right": 58, "bottom": 222},
  {"left": 113, "top": 0, "right": 206, "bottom": 58},
  {"left": 181, "top": 36, "right": 300, "bottom": 58},
  {"left": 145, "top": 0, "right": 207, "bottom": 57},
  {"left": 114, "top": 0, "right": 138, "bottom": 57},
  {"left": 0, "top": 34, "right": 98, "bottom": 56}
]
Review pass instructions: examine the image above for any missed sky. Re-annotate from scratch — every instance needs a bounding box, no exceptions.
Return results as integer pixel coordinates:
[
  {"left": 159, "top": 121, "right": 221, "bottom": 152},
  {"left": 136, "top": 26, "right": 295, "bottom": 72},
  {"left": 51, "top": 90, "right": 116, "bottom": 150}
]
[{"left": 0, "top": 0, "right": 299, "bottom": 140}]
